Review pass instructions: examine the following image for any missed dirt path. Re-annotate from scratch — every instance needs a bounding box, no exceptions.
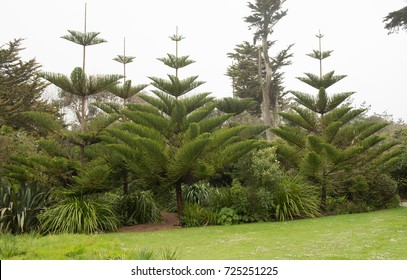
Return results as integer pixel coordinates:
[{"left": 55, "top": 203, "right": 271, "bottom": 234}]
[{"left": 117, "top": 212, "right": 180, "bottom": 233}]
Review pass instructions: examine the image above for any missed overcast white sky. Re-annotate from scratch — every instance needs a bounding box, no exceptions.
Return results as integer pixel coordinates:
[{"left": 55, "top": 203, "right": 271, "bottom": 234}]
[{"left": 2, "top": 0, "right": 407, "bottom": 121}]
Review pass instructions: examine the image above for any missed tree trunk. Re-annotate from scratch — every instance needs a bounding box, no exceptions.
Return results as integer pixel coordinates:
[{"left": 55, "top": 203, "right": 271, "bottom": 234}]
[
  {"left": 260, "top": 39, "right": 274, "bottom": 141},
  {"left": 175, "top": 183, "right": 184, "bottom": 218}
]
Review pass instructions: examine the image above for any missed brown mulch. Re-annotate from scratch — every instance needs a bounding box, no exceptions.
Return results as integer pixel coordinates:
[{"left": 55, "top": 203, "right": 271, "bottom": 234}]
[{"left": 116, "top": 211, "right": 181, "bottom": 233}]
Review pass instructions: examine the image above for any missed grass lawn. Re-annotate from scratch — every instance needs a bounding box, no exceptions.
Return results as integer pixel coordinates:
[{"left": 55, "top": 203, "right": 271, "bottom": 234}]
[{"left": 1, "top": 207, "right": 407, "bottom": 260}]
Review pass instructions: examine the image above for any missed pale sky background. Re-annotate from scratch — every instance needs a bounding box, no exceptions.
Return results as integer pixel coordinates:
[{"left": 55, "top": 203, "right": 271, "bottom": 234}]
[{"left": 2, "top": 0, "right": 407, "bottom": 121}]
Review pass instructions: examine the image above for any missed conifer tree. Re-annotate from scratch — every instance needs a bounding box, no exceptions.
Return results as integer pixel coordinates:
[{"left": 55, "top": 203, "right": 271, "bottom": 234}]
[
  {"left": 272, "top": 33, "right": 402, "bottom": 210},
  {"left": 38, "top": 4, "right": 122, "bottom": 166},
  {"left": 0, "top": 39, "right": 56, "bottom": 131},
  {"left": 109, "top": 38, "right": 148, "bottom": 104},
  {"left": 105, "top": 28, "right": 267, "bottom": 217}
]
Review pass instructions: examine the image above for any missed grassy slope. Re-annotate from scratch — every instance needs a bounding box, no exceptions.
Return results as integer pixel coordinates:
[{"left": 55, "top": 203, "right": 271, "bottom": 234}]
[{"left": 2, "top": 207, "right": 407, "bottom": 260}]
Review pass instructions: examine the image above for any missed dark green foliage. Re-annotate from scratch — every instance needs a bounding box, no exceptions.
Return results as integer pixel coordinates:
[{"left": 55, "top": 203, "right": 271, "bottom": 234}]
[
  {"left": 181, "top": 204, "right": 217, "bottom": 227},
  {"left": 365, "top": 174, "right": 400, "bottom": 210},
  {"left": 0, "top": 178, "right": 49, "bottom": 233},
  {"left": 182, "top": 182, "right": 210, "bottom": 205},
  {"left": 383, "top": 5, "right": 407, "bottom": 33},
  {"left": 0, "top": 39, "right": 57, "bottom": 131},
  {"left": 115, "top": 190, "right": 160, "bottom": 226},
  {"left": 39, "top": 195, "right": 119, "bottom": 234},
  {"left": 272, "top": 175, "right": 320, "bottom": 221}
]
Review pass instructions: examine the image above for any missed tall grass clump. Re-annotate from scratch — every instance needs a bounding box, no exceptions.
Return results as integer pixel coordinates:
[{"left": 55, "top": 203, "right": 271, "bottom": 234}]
[
  {"left": 39, "top": 195, "right": 119, "bottom": 234},
  {"left": 116, "top": 190, "right": 160, "bottom": 226}
]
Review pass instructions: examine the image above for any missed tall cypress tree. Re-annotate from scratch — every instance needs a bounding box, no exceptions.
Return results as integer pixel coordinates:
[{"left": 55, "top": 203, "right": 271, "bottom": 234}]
[{"left": 272, "top": 33, "right": 402, "bottom": 210}]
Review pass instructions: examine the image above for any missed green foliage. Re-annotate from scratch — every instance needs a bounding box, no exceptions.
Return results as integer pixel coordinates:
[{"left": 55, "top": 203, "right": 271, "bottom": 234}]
[
  {"left": 182, "top": 181, "right": 210, "bottom": 205},
  {"left": 115, "top": 190, "right": 160, "bottom": 226},
  {"left": 0, "top": 179, "right": 48, "bottom": 233},
  {"left": 272, "top": 175, "right": 320, "bottom": 221},
  {"left": 383, "top": 5, "right": 407, "bottom": 33},
  {"left": 217, "top": 207, "right": 242, "bottom": 225},
  {"left": 366, "top": 174, "right": 400, "bottom": 210},
  {"left": 39, "top": 195, "right": 119, "bottom": 234},
  {"left": 0, "top": 233, "right": 28, "bottom": 258},
  {"left": 272, "top": 38, "right": 402, "bottom": 210},
  {"left": 241, "top": 147, "right": 282, "bottom": 189},
  {"left": 181, "top": 204, "right": 217, "bottom": 227},
  {"left": 0, "top": 39, "right": 57, "bottom": 131}
]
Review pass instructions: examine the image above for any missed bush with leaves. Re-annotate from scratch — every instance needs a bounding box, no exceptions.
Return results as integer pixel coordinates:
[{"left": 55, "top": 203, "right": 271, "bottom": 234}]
[
  {"left": 272, "top": 174, "right": 320, "bottom": 221},
  {"left": 366, "top": 174, "right": 400, "bottom": 210},
  {"left": 182, "top": 181, "right": 210, "bottom": 205},
  {"left": 39, "top": 194, "right": 119, "bottom": 234},
  {"left": 181, "top": 203, "right": 217, "bottom": 227},
  {"left": 0, "top": 178, "right": 48, "bottom": 233},
  {"left": 115, "top": 189, "right": 161, "bottom": 226}
]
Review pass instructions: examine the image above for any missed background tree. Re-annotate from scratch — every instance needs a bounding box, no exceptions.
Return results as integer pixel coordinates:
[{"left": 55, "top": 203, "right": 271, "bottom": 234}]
[
  {"left": 105, "top": 29, "right": 267, "bottom": 217},
  {"left": 39, "top": 4, "right": 122, "bottom": 166},
  {"left": 244, "top": 0, "right": 290, "bottom": 140},
  {"left": 0, "top": 39, "right": 56, "bottom": 131},
  {"left": 384, "top": 5, "right": 407, "bottom": 33},
  {"left": 272, "top": 34, "right": 403, "bottom": 210},
  {"left": 227, "top": 41, "right": 293, "bottom": 118}
]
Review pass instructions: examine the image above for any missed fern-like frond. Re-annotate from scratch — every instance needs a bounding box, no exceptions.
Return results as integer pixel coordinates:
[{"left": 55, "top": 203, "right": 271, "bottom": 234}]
[
  {"left": 198, "top": 113, "right": 234, "bottom": 133},
  {"left": 61, "top": 30, "right": 107, "bottom": 46}
]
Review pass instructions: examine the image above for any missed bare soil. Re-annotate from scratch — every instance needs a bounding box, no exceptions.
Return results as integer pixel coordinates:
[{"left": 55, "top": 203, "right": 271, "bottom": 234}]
[{"left": 117, "top": 211, "right": 181, "bottom": 233}]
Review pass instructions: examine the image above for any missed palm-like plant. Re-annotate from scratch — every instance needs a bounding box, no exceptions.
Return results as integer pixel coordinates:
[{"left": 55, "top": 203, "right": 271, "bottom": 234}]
[
  {"left": 272, "top": 33, "right": 403, "bottom": 210},
  {"left": 105, "top": 29, "right": 267, "bottom": 217}
]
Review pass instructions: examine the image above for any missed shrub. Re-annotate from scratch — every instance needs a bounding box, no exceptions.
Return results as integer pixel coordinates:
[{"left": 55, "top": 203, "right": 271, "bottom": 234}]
[
  {"left": 0, "top": 179, "right": 48, "bottom": 233},
  {"left": 116, "top": 190, "right": 161, "bottom": 226},
  {"left": 39, "top": 195, "right": 119, "bottom": 234},
  {"left": 366, "top": 174, "right": 400, "bottom": 209},
  {"left": 207, "top": 187, "right": 232, "bottom": 211},
  {"left": 326, "top": 196, "right": 372, "bottom": 215},
  {"left": 272, "top": 175, "right": 320, "bottom": 221},
  {"left": 235, "top": 147, "right": 282, "bottom": 190},
  {"left": 182, "top": 181, "right": 210, "bottom": 205},
  {"left": 217, "top": 207, "right": 242, "bottom": 225},
  {"left": 181, "top": 204, "right": 217, "bottom": 227}
]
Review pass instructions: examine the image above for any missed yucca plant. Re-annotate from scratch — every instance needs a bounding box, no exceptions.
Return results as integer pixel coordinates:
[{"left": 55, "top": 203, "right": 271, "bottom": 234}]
[
  {"left": 272, "top": 33, "right": 403, "bottom": 210},
  {"left": 105, "top": 29, "right": 268, "bottom": 217}
]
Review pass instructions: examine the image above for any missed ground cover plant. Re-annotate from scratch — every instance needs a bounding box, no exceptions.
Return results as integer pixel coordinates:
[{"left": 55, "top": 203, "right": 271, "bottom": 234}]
[{"left": 1, "top": 207, "right": 406, "bottom": 260}]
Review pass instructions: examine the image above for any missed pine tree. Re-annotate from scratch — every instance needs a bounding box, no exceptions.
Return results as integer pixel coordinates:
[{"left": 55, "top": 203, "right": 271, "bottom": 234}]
[
  {"left": 384, "top": 5, "right": 407, "bottom": 33},
  {"left": 110, "top": 38, "right": 148, "bottom": 104},
  {"left": 272, "top": 33, "right": 403, "bottom": 210},
  {"left": 105, "top": 28, "right": 267, "bottom": 217},
  {"left": 39, "top": 4, "right": 122, "bottom": 166},
  {"left": 0, "top": 39, "right": 56, "bottom": 131}
]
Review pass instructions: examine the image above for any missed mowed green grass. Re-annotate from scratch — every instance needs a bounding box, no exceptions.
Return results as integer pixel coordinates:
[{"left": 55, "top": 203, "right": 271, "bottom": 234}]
[{"left": 1, "top": 207, "right": 407, "bottom": 260}]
